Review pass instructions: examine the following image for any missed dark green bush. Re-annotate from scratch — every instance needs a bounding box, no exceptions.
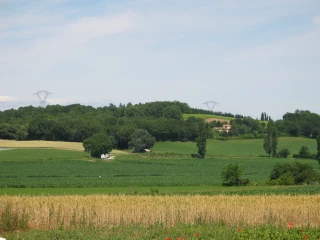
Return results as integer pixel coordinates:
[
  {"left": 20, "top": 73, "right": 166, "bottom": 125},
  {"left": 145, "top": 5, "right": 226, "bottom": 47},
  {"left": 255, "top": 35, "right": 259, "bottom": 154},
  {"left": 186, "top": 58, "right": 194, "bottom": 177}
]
[
  {"left": 299, "top": 145, "right": 312, "bottom": 156},
  {"left": 270, "top": 172, "right": 295, "bottom": 185},
  {"left": 269, "top": 162, "right": 320, "bottom": 185},
  {"left": 277, "top": 148, "right": 290, "bottom": 158},
  {"left": 239, "top": 178, "right": 250, "bottom": 186},
  {"left": 221, "top": 164, "right": 250, "bottom": 186},
  {"left": 293, "top": 154, "right": 316, "bottom": 159},
  {"left": 129, "top": 129, "right": 155, "bottom": 153}
]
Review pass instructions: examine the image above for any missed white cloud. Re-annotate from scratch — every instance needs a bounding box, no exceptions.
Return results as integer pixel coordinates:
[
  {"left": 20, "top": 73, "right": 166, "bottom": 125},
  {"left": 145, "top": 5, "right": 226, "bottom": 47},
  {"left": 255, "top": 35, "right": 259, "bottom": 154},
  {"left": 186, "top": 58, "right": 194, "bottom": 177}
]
[
  {"left": 0, "top": 96, "right": 17, "bottom": 102},
  {"left": 64, "top": 12, "right": 137, "bottom": 43},
  {"left": 2, "top": 11, "right": 138, "bottom": 73}
]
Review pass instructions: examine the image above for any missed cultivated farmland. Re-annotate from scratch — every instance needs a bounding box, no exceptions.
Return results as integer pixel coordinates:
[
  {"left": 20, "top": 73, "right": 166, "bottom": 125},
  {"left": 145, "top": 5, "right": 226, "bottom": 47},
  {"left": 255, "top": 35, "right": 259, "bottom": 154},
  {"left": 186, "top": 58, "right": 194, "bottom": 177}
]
[
  {"left": 153, "top": 137, "right": 317, "bottom": 157},
  {"left": 1, "top": 195, "right": 320, "bottom": 229},
  {"left": 0, "top": 147, "right": 319, "bottom": 189},
  {"left": 0, "top": 139, "right": 84, "bottom": 151},
  {"left": 1, "top": 137, "right": 320, "bottom": 239}
]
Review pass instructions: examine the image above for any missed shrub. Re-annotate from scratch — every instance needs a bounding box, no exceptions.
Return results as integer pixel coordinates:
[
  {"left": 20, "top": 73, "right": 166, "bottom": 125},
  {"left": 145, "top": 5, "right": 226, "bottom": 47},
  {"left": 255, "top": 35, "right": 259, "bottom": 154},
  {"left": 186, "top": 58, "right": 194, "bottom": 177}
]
[
  {"left": 239, "top": 178, "right": 250, "bottom": 186},
  {"left": 270, "top": 172, "right": 295, "bottom": 185},
  {"left": 293, "top": 154, "right": 316, "bottom": 159},
  {"left": 269, "top": 162, "right": 320, "bottom": 185},
  {"left": 299, "top": 145, "right": 311, "bottom": 156},
  {"left": 221, "top": 164, "right": 250, "bottom": 186},
  {"left": 277, "top": 148, "right": 290, "bottom": 158}
]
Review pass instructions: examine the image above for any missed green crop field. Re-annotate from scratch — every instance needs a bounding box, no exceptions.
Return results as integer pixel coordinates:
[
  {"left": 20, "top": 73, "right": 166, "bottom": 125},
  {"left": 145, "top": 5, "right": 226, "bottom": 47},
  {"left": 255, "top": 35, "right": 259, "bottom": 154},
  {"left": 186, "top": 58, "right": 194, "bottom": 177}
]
[
  {"left": 4, "top": 224, "right": 320, "bottom": 240},
  {"left": 153, "top": 137, "right": 317, "bottom": 157},
  {"left": 1, "top": 137, "right": 320, "bottom": 239},
  {"left": 182, "top": 113, "right": 234, "bottom": 121},
  {"left": 0, "top": 137, "right": 319, "bottom": 193}
]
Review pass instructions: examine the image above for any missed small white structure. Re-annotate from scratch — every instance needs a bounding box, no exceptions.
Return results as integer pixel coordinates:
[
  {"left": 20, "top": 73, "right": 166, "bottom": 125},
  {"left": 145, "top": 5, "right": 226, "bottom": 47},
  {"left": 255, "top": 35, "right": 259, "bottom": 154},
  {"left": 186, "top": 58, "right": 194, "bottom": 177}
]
[
  {"left": 100, "top": 153, "right": 110, "bottom": 159},
  {"left": 145, "top": 149, "right": 151, "bottom": 152}
]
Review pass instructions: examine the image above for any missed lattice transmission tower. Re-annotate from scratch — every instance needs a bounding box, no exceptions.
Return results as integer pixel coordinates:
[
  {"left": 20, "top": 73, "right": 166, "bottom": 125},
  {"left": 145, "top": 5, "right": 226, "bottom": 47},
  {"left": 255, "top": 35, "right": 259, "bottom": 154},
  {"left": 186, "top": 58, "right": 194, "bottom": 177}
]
[
  {"left": 33, "top": 90, "right": 52, "bottom": 108},
  {"left": 203, "top": 101, "right": 220, "bottom": 112}
]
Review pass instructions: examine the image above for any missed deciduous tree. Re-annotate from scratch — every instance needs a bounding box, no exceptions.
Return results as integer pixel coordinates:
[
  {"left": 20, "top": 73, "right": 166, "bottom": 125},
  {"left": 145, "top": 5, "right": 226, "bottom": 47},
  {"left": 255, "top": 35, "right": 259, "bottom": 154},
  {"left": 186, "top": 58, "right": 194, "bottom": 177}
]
[
  {"left": 163, "top": 105, "right": 182, "bottom": 120},
  {"left": 196, "top": 121, "right": 207, "bottom": 158},
  {"left": 263, "top": 120, "right": 278, "bottom": 157},
  {"left": 317, "top": 135, "right": 320, "bottom": 164},
  {"left": 83, "top": 133, "right": 113, "bottom": 158},
  {"left": 129, "top": 129, "right": 155, "bottom": 153}
]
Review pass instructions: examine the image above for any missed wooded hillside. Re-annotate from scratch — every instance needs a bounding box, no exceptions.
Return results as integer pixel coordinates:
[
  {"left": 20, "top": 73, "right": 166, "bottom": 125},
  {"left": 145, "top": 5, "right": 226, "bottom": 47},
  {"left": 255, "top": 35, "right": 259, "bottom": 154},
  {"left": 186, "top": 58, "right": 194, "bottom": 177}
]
[{"left": 0, "top": 102, "right": 319, "bottom": 148}]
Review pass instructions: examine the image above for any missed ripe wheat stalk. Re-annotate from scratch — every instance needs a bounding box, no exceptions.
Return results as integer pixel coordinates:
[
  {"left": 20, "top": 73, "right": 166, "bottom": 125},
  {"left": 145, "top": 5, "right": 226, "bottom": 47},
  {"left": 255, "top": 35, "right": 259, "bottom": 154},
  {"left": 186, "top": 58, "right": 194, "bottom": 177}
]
[{"left": 1, "top": 195, "right": 319, "bottom": 230}]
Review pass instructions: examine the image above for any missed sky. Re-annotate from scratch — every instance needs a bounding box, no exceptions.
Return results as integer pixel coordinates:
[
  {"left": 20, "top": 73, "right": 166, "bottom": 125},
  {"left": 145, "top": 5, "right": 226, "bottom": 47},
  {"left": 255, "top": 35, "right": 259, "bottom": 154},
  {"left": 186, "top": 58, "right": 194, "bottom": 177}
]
[{"left": 0, "top": 0, "right": 319, "bottom": 120}]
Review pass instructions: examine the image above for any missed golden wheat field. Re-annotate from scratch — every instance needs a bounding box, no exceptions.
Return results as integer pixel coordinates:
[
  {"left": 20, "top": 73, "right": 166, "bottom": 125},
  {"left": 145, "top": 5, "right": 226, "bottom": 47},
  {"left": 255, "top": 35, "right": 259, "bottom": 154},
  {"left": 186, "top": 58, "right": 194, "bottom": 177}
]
[
  {"left": 0, "top": 140, "right": 128, "bottom": 154},
  {"left": 1, "top": 195, "right": 319, "bottom": 230},
  {"left": 0, "top": 140, "right": 84, "bottom": 151}
]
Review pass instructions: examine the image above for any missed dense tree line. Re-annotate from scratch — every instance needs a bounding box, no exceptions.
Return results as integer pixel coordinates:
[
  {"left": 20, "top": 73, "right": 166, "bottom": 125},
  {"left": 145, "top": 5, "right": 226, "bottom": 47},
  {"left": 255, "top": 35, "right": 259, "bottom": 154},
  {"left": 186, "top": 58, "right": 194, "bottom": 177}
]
[
  {"left": 228, "top": 117, "right": 266, "bottom": 138},
  {"left": 275, "top": 110, "right": 320, "bottom": 138},
  {"left": 1, "top": 103, "right": 320, "bottom": 146},
  {"left": 226, "top": 110, "right": 320, "bottom": 139},
  {"left": 0, "top": 102, "right": 207, "bottom": 148}
]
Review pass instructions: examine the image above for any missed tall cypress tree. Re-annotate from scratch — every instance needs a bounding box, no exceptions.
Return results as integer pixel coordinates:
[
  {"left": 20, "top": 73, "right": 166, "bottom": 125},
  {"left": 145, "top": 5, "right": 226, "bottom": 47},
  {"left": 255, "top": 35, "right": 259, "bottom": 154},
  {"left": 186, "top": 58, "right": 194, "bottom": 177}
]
[
  {"left": 197, "top": 121, "right": 207, "bottom": 158},
  {"left": 317, "top": 135, "right": 320, "bottom": 164},
  {"left": 261, "top": 112, "right": 265, "bottom": 121},
  {"left": 263, "top": 120, "right": 278, "bottom": 157}
]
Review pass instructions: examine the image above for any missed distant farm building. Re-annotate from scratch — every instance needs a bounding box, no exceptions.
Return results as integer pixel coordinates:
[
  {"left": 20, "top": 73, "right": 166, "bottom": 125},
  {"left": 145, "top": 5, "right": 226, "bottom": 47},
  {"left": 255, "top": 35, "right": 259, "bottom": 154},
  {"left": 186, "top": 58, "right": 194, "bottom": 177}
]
[{"left": 213, "top": 124, "right": 231, "bottom": 133}]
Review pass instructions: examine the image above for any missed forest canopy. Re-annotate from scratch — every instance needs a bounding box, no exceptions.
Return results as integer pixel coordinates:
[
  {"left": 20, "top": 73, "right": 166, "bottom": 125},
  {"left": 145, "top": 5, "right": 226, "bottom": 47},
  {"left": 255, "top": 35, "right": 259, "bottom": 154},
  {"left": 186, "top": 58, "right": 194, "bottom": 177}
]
[{"left": 0, "top": 102, "right": 319, "bottom": 149}]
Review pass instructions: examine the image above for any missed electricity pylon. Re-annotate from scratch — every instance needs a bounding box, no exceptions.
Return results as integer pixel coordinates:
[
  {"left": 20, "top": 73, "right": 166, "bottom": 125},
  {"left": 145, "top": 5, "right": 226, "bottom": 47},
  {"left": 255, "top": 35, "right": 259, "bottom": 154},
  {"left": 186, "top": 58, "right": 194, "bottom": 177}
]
[
  {"left": 203, "top": 101, "right": 220, "bottom": 112},
  {"left": 33, "top": 90, "right": 52, "bottom": 108}
]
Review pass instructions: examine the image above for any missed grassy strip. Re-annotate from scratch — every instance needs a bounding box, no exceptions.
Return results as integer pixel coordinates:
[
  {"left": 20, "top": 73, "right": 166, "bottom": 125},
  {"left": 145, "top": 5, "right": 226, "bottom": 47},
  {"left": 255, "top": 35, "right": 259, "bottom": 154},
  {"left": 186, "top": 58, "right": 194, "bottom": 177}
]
[
  {"left": 183, "top": 113, "right": 234, "bottom": 121},
  {"left": 0, "top": 185, "right": 319, "bottom": 196},
  {"left": 153, "top": 137, "right": 317, "bottom": 157},
  {"left": 3, "top": 224, "right": 320, "bottom": 240}
]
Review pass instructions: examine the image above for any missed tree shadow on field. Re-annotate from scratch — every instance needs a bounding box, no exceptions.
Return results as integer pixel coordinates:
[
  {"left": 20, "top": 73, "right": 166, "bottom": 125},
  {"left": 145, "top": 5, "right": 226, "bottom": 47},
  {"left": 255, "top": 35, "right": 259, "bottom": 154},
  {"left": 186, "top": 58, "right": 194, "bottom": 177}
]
[{"left": 191, "top": 154, "right": 201, "bottom": 158}]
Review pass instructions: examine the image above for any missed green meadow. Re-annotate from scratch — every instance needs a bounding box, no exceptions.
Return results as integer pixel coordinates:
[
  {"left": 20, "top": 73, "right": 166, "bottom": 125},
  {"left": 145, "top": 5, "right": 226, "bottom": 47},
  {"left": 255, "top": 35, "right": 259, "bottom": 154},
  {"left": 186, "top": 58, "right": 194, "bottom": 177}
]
[
  {"left": 5, "top": 224, "right": 320, "bottom": 240},
  {"left": 153, "top": 137, "right": 317, "bottom": 157},
  {"left": 0, "top": 137, "right": 319, "bottom": 195},
  {"left": 1, "top": 137, "right": 320, "bottom": 239},
  {"left": 182, "top": 113, "right": 234, "bottom": 121}
]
